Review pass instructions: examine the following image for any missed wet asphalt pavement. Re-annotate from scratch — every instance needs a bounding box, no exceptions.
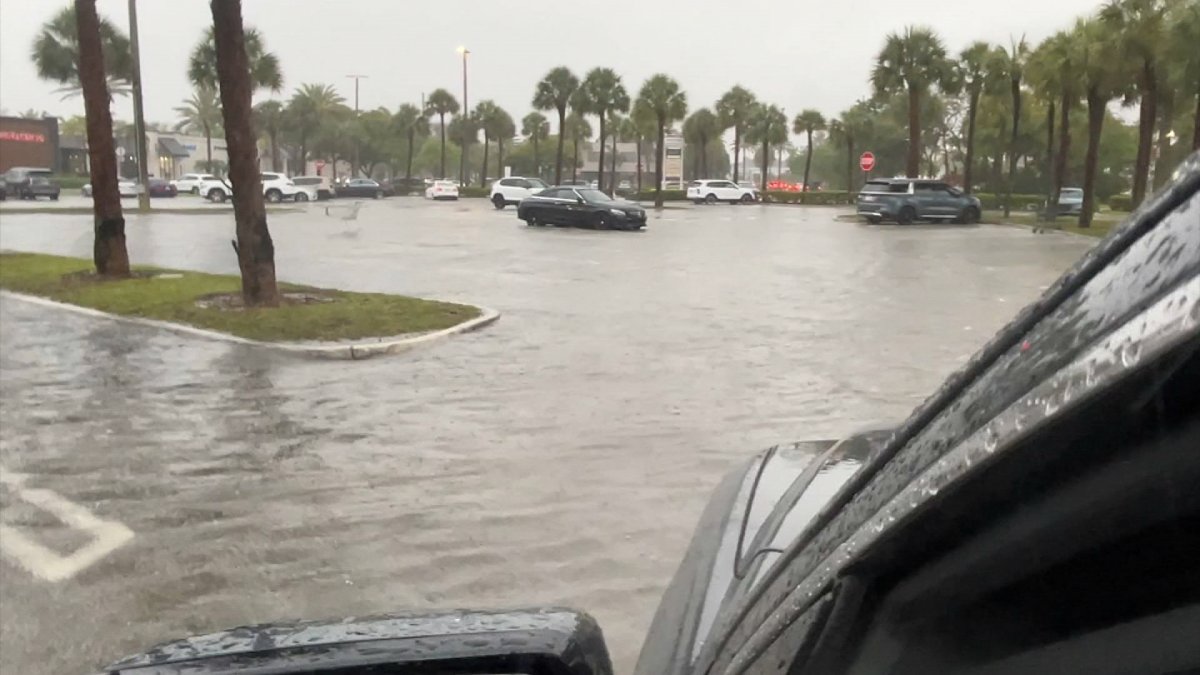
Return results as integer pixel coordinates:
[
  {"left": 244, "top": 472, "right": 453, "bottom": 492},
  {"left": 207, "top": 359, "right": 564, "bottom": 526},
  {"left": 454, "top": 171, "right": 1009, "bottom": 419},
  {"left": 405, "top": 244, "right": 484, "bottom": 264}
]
[{"left": 0, "top": 198, "right": 1094, "bottom": 673}]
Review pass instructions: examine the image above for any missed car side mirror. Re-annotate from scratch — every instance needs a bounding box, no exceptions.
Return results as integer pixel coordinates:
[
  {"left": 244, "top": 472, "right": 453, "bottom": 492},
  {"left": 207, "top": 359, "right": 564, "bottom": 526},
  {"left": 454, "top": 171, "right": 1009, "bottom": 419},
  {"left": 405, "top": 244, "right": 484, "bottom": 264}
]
[{"left": 105, "top": 608, "right": 614, "bottom": 675}]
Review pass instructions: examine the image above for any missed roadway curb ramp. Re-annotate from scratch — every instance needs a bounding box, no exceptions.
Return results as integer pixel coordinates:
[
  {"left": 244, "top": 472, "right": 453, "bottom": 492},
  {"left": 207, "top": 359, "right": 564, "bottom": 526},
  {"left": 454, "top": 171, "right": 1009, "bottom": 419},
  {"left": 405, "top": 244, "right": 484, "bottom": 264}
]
[{"left": 0, "top": 290, "right": 500, "bottom": 360}]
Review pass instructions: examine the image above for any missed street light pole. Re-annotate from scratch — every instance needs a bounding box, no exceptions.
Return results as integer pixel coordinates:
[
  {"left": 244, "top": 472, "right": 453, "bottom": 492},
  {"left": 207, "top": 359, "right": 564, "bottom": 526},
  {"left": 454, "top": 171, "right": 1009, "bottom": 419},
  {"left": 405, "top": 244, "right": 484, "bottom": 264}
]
[
  {"left": 346, "top": 74, "right": 367, "bottom": 177},
  {"left": 128, "top": 0, "right": 150, "bottom": 212},
  {"left": 457, "top": 46, "right": 469, "bottom": 186}
]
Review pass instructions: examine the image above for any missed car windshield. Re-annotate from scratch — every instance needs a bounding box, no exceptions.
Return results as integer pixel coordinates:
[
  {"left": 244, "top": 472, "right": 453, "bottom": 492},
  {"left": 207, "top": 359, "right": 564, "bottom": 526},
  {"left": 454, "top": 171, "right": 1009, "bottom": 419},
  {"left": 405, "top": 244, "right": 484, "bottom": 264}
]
[{"left": 1, "top": 4, "right": 1186, "bottom": 675}]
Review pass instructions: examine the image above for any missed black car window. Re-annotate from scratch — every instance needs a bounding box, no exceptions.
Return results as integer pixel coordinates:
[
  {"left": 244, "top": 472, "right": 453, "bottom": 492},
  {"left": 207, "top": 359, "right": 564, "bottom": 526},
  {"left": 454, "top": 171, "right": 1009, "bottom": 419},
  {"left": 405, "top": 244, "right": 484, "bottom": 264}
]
[
  {"left": 577, "top": 189, "right": 613, "bottom": 203},
  {"left": 499, "top": 179, "right": 516, "bottom": 186}
]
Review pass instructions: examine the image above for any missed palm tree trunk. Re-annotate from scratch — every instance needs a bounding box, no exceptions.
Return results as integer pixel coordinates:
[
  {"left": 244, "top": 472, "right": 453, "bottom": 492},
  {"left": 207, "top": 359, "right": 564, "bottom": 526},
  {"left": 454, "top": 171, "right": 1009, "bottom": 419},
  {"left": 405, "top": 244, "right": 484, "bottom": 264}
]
[
  {"left": 572, "top": 136, "right": 579, "bottom": 182},
  {"left": 609, "top": 132, "right": 617, "bottom": 193},
  {"left": 555, "top": 108, "right": 566, "bottom": 184},
  {"left": 964, "top": 92, "right": 979, "bottom": 193},
  {"left": 75, "top": 0, "right": 129, "bottom": 277},
  {"left": 654, "top": 123, "right": 665, "bottom": 208},
  {"left": 211, "top": 0, "right": 278, "bottom": 307},
  {"left": 1131, "top": 62, "right": 1156, "bottom": 207},
  {"left": 802, "top": 130, "right": 814, "bottom": 204},
  {"left": 532, "top": 137, "right": 540, "bottom": 179},
  {"left": 438, "top": 113, "right": 447, "bottom": 178},
  {"left": 405, "top": 129, "right": 415, "bottom": 185},
  {"left": 1053, "top": 92, "right": 1070, "bottom": 213},
  {"left": 1043, "top": 100, "right": 1055, "bottom": 219},
  {"left": 480, "top": 134, "right": 489, "bottom": 188},
  {"left": 1004, "top": 78, "right": 1021, "bottom": 218},
  {"left": 1152, "top": 93, "right": 1174, "bottom": 191},
  {"left": 1081, "top": 89, "right": 1105, "bottom": 229},
  {"left": 205, "top": 124, "right": 213, "bottom": 172},
  {"left": 906, "top": 88, "right": 921, "bottom": 177},
  {"left": 1192, "top": 91, "right": 1200, "bottom": 151},
  {"left": 298, "top": 133, "right": 307, "bottom": 174},
  {"left": 732, "top": 127, "right": 741, "bottom": 183},
  {"left": 700, "top": 135, "right": 709, "bottom": 178},
  {"left": 497, "top": 137, "right": 505, "bottom": 181},
  {"left": 635, "top": 137, "right": 643, "bottom": 194},
  {"left": 760, "top": 139, "right": 769, "bottom": 193},
  {"left": 597, "top": 114, "right": 607, "bottom": 194}
]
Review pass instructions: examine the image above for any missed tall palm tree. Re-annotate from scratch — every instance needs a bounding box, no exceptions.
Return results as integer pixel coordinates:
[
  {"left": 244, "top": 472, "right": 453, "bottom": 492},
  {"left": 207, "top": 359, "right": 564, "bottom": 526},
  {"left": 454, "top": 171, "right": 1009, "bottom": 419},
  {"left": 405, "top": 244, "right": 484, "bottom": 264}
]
[
  {"left": 31, "top": 5, "right": 132, "bottom": 100},
  {"left": 521, "top": 112, "right": 550, "bottom": 179},
  {"left": 574, "top": 68, "right": 630, "bottom": 194},
  {"left": 715, "top": 85, "right": 757, "bottom": 183},
  {"left": 630, "top": 100, "right": 656, "bottom": 194},
  {"left": 1027, "top": 32, "right": 1077, "bottom": 215},
  {"left": 956, "top": 41, "right": 992, "bottom": 193},
  {"left": 286, "top": 83, "right": 344, "bottom": 172},
  {"left": 174, "top": 86, "right": 223, "bottom": 173},
  {"left": 682, "top": 109, "right": 719, "bottom": 178},
  {"left": 532, "top": 67, "right": 580, "bottom": 184},
  {"left": 563, "top": 112, "right": 592, "bottom": 183},
  {"left": 745, "top": 104, "right": 788, "bottom": 193},
  {"left": 474, "top": 100, "right": 503, "bottom": 186},
  {"left": 635, "top": 74, "right": 688, "bottom": 207},
  {"left": 1101, "top": 0, "right": 1167, "bottom": 206},
  {"left": 871, "top": 26, "right": 951, "bottom": 178},
  {"left": 1076, "top": 18, "right": 1123, "bottom": 228},
  {"left": 394, "top": 103, "right": 429, "bottom": 186},
  {"left": 210, "top": 0, "right": 278, "bottom": 306},
  {"left": 424, "top": 88, "right": 459, "bottom": 179},
  {"left": 607, "top": 111, "right": 625, "bottom": 192},
  {"left": 187, "top": 26, "right": 282, "bottom": 93},
  {"left": 492, "top": 109, "right": 516, "bottom": 183},
  {"left": 792, "top": 109, "right": 825, "bottom": 200},
  {"left": 989, "top": 36, "right": 1031, "bottom": 216},
  {"left": 252, "top": 100, "right": 283, "bottom": 171},
  {"left": 74, "top": 0, "right": 128, "bottom": 276}
]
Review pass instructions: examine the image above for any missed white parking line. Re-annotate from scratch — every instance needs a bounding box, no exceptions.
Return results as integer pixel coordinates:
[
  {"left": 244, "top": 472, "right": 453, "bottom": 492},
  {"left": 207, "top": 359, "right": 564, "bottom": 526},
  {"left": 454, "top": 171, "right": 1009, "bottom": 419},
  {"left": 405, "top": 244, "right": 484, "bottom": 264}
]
[{"left": 0, "top": 468, "right": 134, "bottom": 582}]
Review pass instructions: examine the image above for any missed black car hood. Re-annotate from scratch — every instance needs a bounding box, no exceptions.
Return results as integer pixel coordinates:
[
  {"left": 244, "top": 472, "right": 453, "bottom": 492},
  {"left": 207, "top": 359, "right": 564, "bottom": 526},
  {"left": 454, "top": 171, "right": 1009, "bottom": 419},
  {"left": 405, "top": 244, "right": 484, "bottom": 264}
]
[{"left": 608, "top": 199, "right": 643, "bottom": 211}]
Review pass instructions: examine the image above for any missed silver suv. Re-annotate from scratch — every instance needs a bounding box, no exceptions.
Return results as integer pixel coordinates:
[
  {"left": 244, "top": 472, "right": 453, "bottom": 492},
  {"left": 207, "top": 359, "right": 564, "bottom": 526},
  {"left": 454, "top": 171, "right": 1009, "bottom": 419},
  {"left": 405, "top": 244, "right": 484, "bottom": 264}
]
[{"left": 857, "top": 178, "right": 982, "bottom": 225}]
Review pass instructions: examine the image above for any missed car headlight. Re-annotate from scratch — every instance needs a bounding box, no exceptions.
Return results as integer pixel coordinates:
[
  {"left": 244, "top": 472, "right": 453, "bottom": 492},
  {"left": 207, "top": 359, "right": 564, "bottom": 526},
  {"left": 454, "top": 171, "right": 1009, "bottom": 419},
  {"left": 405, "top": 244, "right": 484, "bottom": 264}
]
[{"left": 610, "top": 208, "right": 625, "bottom": 216}]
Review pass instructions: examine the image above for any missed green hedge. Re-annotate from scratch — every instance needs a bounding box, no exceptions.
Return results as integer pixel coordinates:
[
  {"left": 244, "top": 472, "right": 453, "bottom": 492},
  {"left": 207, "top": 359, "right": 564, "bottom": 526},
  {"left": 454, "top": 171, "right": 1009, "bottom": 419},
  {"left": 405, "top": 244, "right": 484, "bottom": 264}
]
[
  {"left": 763, "top": 190, "right": 851, "bottom": 205},
  {"left": 53, "top": 175, "right": 89, "bottom": 189},
  {"left": 634, "top": 189, "right": 689, "bottom": 202},
  {"left": 459, "top": 186, "right": 489, "bottom": 198},
  {"left": 970, "top": 192, "right": 1048, "bottom": 211},
  {"left": 1108, "top": 193, "right": 1132, "bottom": 211}
]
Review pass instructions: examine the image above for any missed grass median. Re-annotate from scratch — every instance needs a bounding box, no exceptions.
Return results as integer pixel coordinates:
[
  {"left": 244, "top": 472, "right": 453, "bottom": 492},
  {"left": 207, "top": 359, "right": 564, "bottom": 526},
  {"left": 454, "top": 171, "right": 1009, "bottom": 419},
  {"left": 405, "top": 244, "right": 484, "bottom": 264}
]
[
  {"left": 0, "top": 252, "right": 480, "bottom": 342},
  {"left": 982, "top": 210, "right": 1127, "bottom": 238}
]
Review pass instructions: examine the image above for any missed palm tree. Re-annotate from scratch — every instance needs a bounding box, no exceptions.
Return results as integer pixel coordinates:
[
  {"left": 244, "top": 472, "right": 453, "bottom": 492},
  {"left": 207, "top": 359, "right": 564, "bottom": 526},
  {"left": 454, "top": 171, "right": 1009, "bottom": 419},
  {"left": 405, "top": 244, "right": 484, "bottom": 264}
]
[
  {"left": 607, "top": 111, "right": 625, "bottom": 192},
  {"left": 521, "top": 112, "right": 550, "bottom": 179},
  {"left": 252, "top": 100, "right": 284, "bottom": 171},
  {"left": 210, "top": 0, "right": 278, "bottom": 306},
  {"left": 174, "top": 86, "right": 223, "bottom": 173},
  {"left": 492, "top": 109, "right": 516, "bottom": 184},
  {"left": 745, "top": 104, "right": 788, "bottom": 193},
  {"left": 715, "top": 86, "right": 757, "bottom": 183},
  {"left": 563, "top": 112, "right": 592, "bottom": 183},
  {"left": 1027, "top": 32, "right": 1077, "bottom": 216},
  {"left": 630, "top": 100, "right": 656, "bottom": 194},
  {"left": 532, "top": 67, "right": 580, "bottom": 184},
  {"left": 792, "top": 109, "right": 825, "bottom": 201},
  {"left": 31, "top": 5, "right": 132, "bottom": 100},
  {"left": 573, "top": 68, "right": 630, "bottom": 194},
  {"left": 286, "top": 83, "right": 344, "bottom": 172},
  {"left": 682, "top": 109, "right": 719, "bottom": 178},
  {"left": 827, "top": 107, "right": 872, "bottom": 194},
  {"left": 73, "top": 0, "right": 128, "bottom": 276},
  {"left": 1101, "top": 0, "right": 1167, "bottom": 206},
  {"left": 187, "top": 26, "right": 282, "bottom": 93},
  {"left": 956, "top": 41, "right": 992, "bottom": 193},
  {"left": 635, "top": 74, "right": 688, "bottom": 207},
  {"left": 394, "top": 103, "right": 429, "bottom": 186},
  {"left": 424, "top": 88, "right": 459, "bottom": 179},
  {"left": 474, "top": 100, "right": 506, "bottom": 186},
  {"left": 1076, "top": 18, "right": 1123, "bottom": 228},
  {"left": 988, "top": 36, "right": 1031, "bottom": 216},
  {"left": 871, "top": 26, "right": 951, "bottom": 178}
]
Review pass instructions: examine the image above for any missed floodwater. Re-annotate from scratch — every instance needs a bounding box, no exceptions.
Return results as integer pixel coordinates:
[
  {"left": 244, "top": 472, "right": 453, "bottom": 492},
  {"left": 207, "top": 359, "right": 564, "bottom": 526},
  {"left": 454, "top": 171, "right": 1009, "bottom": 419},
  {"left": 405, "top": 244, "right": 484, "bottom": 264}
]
[{"left": 0, "top": 198, "right": 1094, "bottom": 673}]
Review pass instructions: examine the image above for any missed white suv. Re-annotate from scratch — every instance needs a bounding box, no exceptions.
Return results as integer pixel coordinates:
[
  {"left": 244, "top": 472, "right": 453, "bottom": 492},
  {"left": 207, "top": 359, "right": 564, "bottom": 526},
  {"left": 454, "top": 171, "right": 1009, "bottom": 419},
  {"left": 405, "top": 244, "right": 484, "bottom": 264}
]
[
  {"left": 687, "top": 179, "right": 759, "bottom": 204},
  {"left": 172, "top": 173, "right": 217, "bottom": 194},
  {"left": 490, "top": 176, "right": 548, "bottom": 209},
  {"left": 200, "top": 173, "right": 316, "bottom": 203}
]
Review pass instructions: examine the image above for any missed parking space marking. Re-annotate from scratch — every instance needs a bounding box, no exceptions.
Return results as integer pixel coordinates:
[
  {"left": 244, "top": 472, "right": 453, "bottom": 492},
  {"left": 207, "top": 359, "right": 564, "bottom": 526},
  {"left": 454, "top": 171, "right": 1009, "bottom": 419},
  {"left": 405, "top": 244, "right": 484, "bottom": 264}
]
[{"left": 0, "top": 468, "right": 134, "bottom": 582}]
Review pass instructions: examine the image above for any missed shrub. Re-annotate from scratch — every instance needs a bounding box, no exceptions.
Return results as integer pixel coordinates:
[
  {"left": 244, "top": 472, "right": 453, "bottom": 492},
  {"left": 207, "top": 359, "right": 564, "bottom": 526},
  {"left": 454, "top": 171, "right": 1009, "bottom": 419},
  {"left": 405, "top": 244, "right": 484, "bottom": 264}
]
[
  {"left": 52, "top": 175, "right": 89, "bottom": 189},
  {"left": 459, "top": 186, "right": 489, "bottom": 198},
  {"left": 634, "top": 189, "right": 688, "bottom": 202},
  {"left": 971, "top": 192, "right": 1047, "bottom": 211},
  {"left": 1108, "top": 193, "right": 1132, "bottom": 212},
  {"left": 763, "top": 190, "right": 850, "bottom": 205}
]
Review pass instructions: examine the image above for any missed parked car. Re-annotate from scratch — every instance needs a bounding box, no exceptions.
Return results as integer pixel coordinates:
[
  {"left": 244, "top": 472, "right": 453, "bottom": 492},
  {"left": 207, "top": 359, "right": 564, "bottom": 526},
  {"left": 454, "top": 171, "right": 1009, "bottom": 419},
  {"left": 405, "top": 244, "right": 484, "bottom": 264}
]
[
  {"left": 82, "top": 180, "right": 139, "bottom": 198},
  {"left": 292, "top": 175, "right": 335, "bottom": 200},
  {"left": 171, "top": 173, "right": 218, "bottom": 194},
  {"left": 1055, "top": 187, "right": 1084, "bottom": 215},
  {"left": 489, "top": 176, "right": 548, "bottom": 209},
  {"left": 687, "top": 179, "right": 759, "bottom": 204},
  {"left": 199, "top": 173, "right": 315, "bottom": 203},
  {"left": 101, "top": 154, "right": 1200, "bottom": 675},
  {"left": 856, "top": 178, "right": 981, "bottom": 224},
  {"left": 517, "top": 186, "right": 646, "bottom": 230},
  {"left": 147, "top": 178, "right": 178, "bottom": 198},
  {"left": 2, "top": 167, "right": 60, "bottom": 200},
  {"left": 337, "top": 178, "right": 386, "bottom": 199},
  {"left": 425, "top": 180, "right": 459, "bottom": 200}
]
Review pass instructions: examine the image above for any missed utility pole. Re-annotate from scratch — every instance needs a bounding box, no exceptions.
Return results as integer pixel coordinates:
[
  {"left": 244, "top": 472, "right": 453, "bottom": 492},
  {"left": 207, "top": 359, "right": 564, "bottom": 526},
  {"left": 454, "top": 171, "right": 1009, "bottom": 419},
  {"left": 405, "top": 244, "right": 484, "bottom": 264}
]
[
  {"left": 346, "top": 74, "right": 367, "bottom": 177},
  {"left": 128, "top": 0, "right": 150, "bottom": 212},
  {"left": 457, "top": 47, "right": 469, "bottom": 186}
]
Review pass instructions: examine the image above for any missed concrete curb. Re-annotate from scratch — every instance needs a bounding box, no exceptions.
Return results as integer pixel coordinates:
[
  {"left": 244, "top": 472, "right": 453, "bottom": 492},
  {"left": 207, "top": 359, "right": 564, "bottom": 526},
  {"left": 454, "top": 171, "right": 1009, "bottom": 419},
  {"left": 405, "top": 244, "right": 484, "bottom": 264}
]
[{"left": 0, "top": 290, "right": 500, "bottom": 361}]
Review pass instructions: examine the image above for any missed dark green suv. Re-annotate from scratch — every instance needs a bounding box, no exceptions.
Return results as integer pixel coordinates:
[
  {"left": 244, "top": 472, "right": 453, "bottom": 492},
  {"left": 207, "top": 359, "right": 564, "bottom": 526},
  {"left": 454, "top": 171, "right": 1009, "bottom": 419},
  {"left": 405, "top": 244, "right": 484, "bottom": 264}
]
[{"left": 857, "top": 178, "right": 981, "bottom": 225}]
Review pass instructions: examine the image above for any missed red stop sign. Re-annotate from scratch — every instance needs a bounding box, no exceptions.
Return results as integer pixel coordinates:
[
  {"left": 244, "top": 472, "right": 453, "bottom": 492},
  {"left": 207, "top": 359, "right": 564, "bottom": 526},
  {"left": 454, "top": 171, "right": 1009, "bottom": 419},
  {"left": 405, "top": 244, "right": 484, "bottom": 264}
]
[{"left": 860, "top": 152, "right": 876, "bottom": 172}]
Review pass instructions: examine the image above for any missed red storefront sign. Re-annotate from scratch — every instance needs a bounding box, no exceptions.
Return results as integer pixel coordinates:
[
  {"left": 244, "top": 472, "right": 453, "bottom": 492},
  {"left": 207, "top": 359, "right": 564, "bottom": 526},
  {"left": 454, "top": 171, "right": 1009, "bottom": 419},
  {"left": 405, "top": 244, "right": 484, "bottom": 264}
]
[{"left": 0, "top": 131, "right": 47, "bottom": 143}]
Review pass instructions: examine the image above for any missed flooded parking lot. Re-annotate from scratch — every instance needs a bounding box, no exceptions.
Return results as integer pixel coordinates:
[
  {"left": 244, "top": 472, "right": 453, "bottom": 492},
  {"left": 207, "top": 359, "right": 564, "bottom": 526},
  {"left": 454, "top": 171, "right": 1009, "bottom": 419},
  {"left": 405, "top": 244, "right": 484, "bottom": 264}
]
[{"left": 0, "top": 198, "right": 1095, "bottom": 673}]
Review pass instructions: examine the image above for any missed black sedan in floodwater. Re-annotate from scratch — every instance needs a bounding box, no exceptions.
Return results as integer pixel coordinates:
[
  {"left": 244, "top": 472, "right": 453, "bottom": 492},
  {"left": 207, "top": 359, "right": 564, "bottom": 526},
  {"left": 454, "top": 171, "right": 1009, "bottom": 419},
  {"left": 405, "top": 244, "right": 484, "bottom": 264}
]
[{"left": 517, "top": 186, "right": 646, "bottom": 230}]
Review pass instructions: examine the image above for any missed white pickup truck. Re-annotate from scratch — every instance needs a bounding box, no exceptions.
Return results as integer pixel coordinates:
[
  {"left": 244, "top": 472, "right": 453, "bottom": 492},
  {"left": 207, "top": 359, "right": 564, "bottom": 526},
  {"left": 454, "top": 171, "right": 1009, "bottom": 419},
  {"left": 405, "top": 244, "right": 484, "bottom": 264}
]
[{"left": 199, "top": 172, "right": 317, "bottom": 203}]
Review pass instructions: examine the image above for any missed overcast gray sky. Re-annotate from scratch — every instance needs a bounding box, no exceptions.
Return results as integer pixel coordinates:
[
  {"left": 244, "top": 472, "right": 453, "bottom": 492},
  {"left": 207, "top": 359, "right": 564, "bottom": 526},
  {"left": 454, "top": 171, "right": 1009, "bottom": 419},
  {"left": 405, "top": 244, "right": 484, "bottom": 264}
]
[{"left": 1, "top": 0, "right": 1107, "bottom": 132}]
